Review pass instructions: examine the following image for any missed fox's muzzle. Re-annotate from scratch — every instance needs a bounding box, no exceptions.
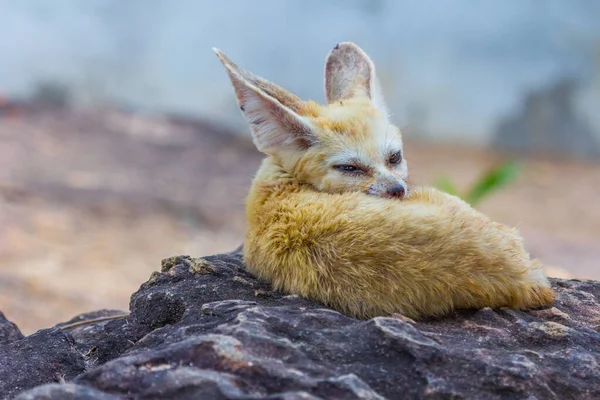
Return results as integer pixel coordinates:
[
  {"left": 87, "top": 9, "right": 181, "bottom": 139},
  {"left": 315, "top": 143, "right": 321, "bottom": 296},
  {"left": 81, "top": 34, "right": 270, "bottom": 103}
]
[{"left": 386, "top": 183, "right": 406, "bottom": 199}]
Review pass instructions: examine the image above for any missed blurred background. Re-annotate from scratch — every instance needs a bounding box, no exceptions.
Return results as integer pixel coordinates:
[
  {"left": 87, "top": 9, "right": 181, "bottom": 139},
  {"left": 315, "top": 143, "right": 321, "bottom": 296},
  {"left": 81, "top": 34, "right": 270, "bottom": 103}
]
[{"left": 1, "top": 0, "right": 599, "bottom": 334}]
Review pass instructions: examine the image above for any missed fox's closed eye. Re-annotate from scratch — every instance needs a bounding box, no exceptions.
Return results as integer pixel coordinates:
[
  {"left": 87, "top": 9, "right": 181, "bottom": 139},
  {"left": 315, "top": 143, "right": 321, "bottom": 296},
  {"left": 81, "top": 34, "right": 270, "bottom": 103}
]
[{"left": 335, "top": 165, "right": 362, "bottom": 173}]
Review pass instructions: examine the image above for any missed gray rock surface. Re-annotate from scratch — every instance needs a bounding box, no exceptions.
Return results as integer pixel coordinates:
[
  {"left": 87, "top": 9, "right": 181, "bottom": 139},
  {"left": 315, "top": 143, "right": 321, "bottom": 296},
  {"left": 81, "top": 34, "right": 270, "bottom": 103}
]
[
  {"left": 2, "top": 249, "right": 600, "bottom": 399},
  {"left": 0, "top": 312, "right": 23, "bottom": 345}
]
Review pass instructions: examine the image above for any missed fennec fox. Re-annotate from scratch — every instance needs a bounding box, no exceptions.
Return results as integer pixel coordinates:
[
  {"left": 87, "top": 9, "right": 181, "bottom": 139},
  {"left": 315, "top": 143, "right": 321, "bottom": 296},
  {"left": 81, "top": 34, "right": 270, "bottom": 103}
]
[{"left": 213, "top": 42, "right": 555, "bottom": 320}]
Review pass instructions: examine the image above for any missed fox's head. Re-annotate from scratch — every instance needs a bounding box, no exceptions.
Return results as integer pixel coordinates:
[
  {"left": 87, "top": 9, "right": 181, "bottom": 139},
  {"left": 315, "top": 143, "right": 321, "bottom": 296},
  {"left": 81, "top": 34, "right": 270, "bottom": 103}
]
[{"left": 214, "top": 42, "right": 408, "bottom": 199}]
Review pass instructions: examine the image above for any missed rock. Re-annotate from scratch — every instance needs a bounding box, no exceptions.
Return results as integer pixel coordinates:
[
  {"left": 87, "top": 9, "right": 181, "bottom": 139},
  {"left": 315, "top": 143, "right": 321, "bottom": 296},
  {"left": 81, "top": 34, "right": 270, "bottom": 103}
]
[
  {"left": 14, "top": 384, "right": 121, "bottom": 400},
  {"left": 4, "top": 249, "right": 600, "bottom": 399},
  {"left": 0, "top": 327, "right": 86, "bottom": 399},
  {"left": 0, "top": 312, "right": 23, "bottom": 345}
]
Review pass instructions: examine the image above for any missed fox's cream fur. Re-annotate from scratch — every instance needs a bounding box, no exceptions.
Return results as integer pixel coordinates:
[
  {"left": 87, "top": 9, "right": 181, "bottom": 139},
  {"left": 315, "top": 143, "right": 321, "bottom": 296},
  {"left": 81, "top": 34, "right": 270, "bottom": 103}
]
[{"left": 213, "top": 42, "right": 555, "bottom": 320}]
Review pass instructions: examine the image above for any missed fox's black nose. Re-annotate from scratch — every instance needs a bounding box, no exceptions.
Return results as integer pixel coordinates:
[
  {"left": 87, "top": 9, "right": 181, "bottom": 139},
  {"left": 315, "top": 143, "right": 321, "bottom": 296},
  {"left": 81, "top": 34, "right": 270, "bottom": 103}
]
[{"left": 387, "top": 184, "right": 406, "bottom": 199}]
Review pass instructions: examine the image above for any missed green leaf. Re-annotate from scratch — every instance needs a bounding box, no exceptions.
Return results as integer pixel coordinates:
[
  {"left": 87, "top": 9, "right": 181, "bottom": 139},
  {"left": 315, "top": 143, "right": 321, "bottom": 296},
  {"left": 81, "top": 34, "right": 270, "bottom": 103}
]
[{"left": 464, "top": 160, "right": 520, "bottom": 206}]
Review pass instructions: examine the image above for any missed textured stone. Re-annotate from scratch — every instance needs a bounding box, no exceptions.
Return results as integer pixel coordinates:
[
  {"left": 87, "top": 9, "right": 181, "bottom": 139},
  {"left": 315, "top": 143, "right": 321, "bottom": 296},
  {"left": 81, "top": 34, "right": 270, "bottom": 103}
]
[
  {"left": 14, "top": 384, "right": 121, "bottom": 400},
  {"left": 4, "top": 249, "right": 600, "bottom": 399},
  {"left": 0, "top": 312, "right": 23, "bottom": 345},
  {"left": 0, "top": 328, "right": 85, "bottom": 399}
]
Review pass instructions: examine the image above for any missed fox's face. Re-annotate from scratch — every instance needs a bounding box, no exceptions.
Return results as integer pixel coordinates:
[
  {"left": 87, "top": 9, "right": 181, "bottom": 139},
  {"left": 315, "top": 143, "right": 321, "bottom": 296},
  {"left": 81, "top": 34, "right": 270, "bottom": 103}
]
[{"left": 214, "top": 42, "right": 408, "bottom": 199}]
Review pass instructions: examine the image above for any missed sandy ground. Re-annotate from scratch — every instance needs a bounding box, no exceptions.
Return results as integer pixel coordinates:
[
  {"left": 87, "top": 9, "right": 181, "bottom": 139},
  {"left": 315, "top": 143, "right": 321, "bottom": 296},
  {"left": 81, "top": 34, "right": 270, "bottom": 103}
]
[{"left": 0, "top": 105, "right": 598, "bottom": 334}]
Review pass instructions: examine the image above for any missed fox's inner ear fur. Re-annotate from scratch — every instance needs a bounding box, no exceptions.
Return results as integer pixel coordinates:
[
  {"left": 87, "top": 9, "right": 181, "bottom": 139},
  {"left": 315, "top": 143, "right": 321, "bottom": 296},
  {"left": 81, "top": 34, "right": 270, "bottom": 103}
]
[
  {"left": 213, "top": 48, "right": 316, "bottom": 155},
  {"left": 325, "top": 42, "right": 388, "bottom": 115}
]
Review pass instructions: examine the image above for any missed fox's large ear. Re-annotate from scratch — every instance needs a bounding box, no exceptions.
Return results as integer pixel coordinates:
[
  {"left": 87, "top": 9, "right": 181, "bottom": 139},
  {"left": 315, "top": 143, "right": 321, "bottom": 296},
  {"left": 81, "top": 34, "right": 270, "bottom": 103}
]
[
  {"left": 324, "top": 42, "right": 388, "bottom": 115},
  {"left": 213, "top": 48, "right": 317, "bottom": 155}
]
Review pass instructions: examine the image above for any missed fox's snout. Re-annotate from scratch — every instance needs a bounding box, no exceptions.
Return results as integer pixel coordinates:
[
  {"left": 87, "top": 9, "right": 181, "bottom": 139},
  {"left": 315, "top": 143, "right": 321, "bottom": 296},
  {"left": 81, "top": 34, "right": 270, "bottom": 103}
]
[
  {"left": 385, "top": 183, "right": 406, "bottom": 199},
  {"left": 367, "top": 175, "right": 408, "bottom": 200}
]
